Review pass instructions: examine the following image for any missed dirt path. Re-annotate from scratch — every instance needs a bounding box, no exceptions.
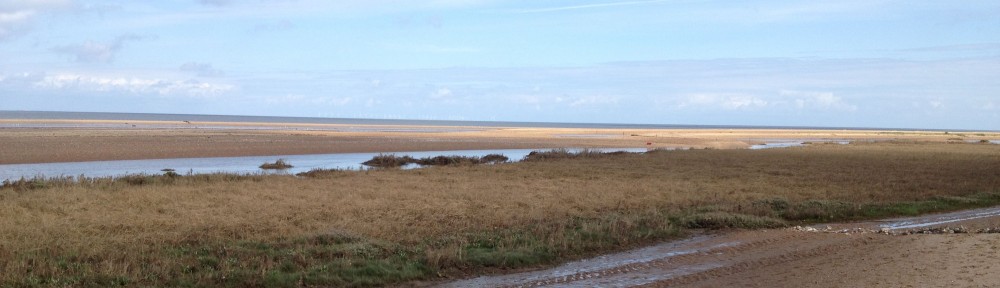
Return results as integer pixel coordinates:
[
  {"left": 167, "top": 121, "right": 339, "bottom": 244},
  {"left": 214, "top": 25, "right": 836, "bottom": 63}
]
[{"left": 440, "top": 207, "right": 1000, "bottom": 287}]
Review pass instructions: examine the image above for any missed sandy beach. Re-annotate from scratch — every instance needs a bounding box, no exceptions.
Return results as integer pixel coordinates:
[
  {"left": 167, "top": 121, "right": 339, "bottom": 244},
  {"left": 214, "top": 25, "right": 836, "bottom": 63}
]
[{"left": 1, "top": 119, "right": 993, "bottom": 164}]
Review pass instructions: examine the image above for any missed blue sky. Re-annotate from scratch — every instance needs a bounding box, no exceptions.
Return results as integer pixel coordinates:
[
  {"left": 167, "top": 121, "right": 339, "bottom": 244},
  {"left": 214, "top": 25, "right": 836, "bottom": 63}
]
[{"left": 1, "top": 0, "right": 998, "bottom": 130}]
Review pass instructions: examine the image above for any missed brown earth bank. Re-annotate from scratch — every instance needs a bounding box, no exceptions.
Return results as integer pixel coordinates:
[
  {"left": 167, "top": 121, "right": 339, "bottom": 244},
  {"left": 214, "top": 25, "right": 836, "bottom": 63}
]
[{"left": 2, "top": 119, "right": 997, "bottom": 164}]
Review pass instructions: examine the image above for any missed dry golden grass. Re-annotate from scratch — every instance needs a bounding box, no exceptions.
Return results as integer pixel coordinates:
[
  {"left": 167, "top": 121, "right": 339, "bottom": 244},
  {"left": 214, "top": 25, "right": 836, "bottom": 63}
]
[{"left": 1, "top": 142, "right": 998, "bottom": 286}]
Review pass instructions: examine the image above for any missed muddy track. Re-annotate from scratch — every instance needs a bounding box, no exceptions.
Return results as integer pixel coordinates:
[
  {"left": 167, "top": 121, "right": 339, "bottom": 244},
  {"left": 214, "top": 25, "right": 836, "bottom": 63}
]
[{"left": 440, "top": 206, "right": 1000, "bottom": 287}]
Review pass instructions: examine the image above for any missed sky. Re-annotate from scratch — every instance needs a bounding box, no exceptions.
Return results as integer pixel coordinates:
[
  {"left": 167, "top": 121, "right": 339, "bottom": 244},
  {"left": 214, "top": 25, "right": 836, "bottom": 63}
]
[{"left": 0, "top": 0, "right": 998, "bottom": 130}]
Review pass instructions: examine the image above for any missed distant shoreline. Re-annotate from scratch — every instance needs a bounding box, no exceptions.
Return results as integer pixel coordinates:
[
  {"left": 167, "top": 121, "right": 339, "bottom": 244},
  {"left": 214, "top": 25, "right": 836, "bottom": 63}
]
[
  {"left": 1, "top": 118, "right": 997, "bottom": 164},
  {"left": 2, "top": 110, "right": 989, "bottom": 132}
]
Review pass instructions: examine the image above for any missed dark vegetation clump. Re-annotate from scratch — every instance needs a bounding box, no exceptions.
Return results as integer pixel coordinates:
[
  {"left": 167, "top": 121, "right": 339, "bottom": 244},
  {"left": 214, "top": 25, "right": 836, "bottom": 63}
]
[
  {"left": 480, "top": 154, "right": 509, "bottom": 164},
  {"left": 362, "top": 154, "right": 418, "bottom": 168},
  {"left": 260, "top": 159, "right": 293, "bottom": 170},
  {"left": 161, "top": 168, "right": 180, "bottom": 178},
  {"left": 522, "top": 148, "right": 637, "bottom": 162},
  {"left": 415, "top": 155, "right": 481, "bottom": 166},
  {"left": 362, "top": 154, "right": 510, "bottom": 168}
]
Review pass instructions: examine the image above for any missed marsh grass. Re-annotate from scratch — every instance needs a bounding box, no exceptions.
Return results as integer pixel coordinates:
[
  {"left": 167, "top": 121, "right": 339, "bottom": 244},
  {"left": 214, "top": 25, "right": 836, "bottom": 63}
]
[{"left": 1, "top": 142, "right": 999, "bottom": 286}]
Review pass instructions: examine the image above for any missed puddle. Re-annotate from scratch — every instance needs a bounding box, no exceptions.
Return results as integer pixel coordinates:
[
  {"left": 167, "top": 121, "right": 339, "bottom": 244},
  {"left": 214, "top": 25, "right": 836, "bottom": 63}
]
[
  {"left": 749, "top": 139, "right": 852, "bottom": 150},
  {"left": 877, "top": 206, "right": 1000, "bottom": 230},
  {"left": 440, "top": 236, "right": 737, "bottom": 288},
  {"left": 749, "top": 142, "right": 806, "bottom": 149},
  {"left": 0, "top": 148, "right": 647, "bottom": 182}
]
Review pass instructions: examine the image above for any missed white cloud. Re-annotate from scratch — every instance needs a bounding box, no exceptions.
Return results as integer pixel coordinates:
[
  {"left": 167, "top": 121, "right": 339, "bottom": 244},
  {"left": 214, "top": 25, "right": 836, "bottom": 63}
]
[
  {"left": 0, "top": 0, "right": 73, "bottom": 40},
  {"left": 266, "top": 94, "right": 307, "bottom": 104},
  {"left": 0, "top": 10, "right": 34, "bottom": 24},
  {"left": 569, "top": 95, "right": 619, "bottom": 107},
  {"left": 677, "top": 93, "right": 767, "bottom": 110},
  {"left": 429, "top": 87, "right": 452, "bottom": 99},
  {"left": 52, "top": 34, "right": 144, "bottom": 63},
  {"left": 781, "top": 90, "right": 857, "bottom": 111},
  {"left": 32, "top": 73, "right": 234, "bottom": 97},
  {"left": 314, "top": 96, "right": 351, "bottom": 106}
]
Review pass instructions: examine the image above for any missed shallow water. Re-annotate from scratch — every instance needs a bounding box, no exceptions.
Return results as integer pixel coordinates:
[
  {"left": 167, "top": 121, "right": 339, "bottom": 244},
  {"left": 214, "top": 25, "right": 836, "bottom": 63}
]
[
  {"left": 0, "top": 148, "right": 648, "bottom": 182},
  {"left": 749, "top": 142, "right": 806, "bottom": 149},
  {"left": 877, "top": 207, "right": 1000, "bottom": 230},
  {"left": 748, "top": 139, "right": 851, "bottom": 150},
  {"left": 439, "top": 235, "right": 736, "bottom": 288}
]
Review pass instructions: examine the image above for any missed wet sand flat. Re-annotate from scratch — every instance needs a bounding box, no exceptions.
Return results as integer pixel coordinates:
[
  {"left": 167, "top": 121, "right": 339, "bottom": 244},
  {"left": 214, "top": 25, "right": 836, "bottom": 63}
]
[{"left": 2, "top": 119, "right": 993, "bottom": 164}]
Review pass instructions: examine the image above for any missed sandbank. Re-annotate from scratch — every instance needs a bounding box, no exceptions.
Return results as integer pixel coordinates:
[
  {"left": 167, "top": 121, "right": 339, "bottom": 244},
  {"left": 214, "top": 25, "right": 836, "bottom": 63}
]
[{"left": 1, "top": 118, "right": 995, "bottom": 164}]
